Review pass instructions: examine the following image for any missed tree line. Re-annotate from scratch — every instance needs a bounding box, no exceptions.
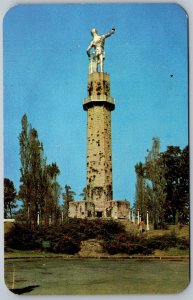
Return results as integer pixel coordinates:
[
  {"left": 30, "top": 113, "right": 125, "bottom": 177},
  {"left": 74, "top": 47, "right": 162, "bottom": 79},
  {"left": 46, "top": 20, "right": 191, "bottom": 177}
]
[
  {"left": 134, "top": 137, "right": 189, "bottom": 229},
  {"left": 4, "top": 117, "right": 189, "bottom": 228},
  {"left": 4, "top": 114, "right": 77, "bottom": 224}
]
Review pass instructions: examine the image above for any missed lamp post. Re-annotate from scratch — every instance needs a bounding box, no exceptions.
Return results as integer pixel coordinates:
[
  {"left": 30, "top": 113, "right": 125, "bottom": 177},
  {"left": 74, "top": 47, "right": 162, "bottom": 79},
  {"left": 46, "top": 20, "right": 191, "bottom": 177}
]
[
  {"left": 37, "top": 203, "right": 40, "bottom": 226},
  {"left": 27, "top": 202, "right": 30, "bottom": 220},
  {"left": 131, "top": 209, "right": 135, "bottom": 223},
  {"left": 37, "top": 211, "right": 40, "bottom": 226},
  {"left": 146, "top": 210, "right": 150, "bottom": 231},
  {"left": 129, "top": 209, "right": 132, "bottom": 221},
  {"left": 137, "top": 209, "right": 140, "bottom": 225}
]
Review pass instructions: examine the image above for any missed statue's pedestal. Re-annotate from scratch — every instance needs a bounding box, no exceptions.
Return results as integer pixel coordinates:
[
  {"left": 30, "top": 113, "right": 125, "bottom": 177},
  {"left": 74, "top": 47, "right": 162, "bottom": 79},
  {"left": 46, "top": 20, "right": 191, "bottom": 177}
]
[
  {"left": 69, "top": 70, "right": 130, "bottom": 220},
  {"left": 83, "top": 72, "right": 115, "bottom": 217}
]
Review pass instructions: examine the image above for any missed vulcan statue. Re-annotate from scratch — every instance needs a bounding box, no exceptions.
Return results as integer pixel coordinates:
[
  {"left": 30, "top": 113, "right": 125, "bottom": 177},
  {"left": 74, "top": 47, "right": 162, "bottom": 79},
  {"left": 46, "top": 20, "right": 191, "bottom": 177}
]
[{"left": 87, "top": 27, "right": 115, "bottom": 74}]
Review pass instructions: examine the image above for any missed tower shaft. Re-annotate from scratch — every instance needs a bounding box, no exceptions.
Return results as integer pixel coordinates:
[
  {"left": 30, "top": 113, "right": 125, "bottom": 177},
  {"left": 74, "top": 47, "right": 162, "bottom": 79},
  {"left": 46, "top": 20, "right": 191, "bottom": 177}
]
[{"left": 83, "top": 72, "right": 115, "bottom": 217}]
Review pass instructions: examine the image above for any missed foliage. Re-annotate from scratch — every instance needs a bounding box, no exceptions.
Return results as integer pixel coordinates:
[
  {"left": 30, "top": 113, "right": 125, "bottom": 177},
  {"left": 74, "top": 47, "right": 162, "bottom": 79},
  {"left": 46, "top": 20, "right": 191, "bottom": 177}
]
[
  {"left": 134, "top": 138, "right": 189, "bottom": 227},
  {"left": 135, "top": 162, "right": 147, "bottom": 221},
  {"left": 145, "top": 137, "right": 167, "bottom": 228},
  {"left": 44, "top": 163, "right": 61, "bottom": 224},
  {"left": 4, "top": 178, "right": 17, "bottom": 218},
  {"left": 5, "top": 223, "right": 40, "bottom": 250},
  {"left": 18, "top": 114, "right": 61, "bottom": 224},
  {"left": 79, "top": 187, "right": 87, "bottom": 200},
  {"left": 5, "top": 220, "right": 189, "bottom": 256},
  {"left": 62, "top": 185, "right": 76, "bottom": 221},
  {"left": 160, "top": 146, "right": 189, "bottom": 224},
  {"left": 5, "top": 219, "right": 125, "bottom": 254},
  {"left": 103, "top": 231, "right": 189, "bottom": 255}
]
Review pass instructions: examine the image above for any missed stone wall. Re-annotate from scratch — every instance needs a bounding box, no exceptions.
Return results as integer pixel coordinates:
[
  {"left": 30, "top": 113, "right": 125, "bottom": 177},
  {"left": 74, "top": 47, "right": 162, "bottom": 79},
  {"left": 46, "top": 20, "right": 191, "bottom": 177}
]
[
  {"left": 69, "top": 201, "right": 95, "bottom": 219},
  {"left": 110, "top": 200, "right": 130, "bottom": 220},
  {"left": 69, "top": 200, "right": 130, "bottom": 220}
]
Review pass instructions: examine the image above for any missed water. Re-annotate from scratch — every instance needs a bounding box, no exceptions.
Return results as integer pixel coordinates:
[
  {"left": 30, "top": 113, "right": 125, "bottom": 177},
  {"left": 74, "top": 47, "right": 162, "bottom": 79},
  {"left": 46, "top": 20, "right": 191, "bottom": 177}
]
[{"left": 4, "top": 258, "right": 189, "bottom": 295}]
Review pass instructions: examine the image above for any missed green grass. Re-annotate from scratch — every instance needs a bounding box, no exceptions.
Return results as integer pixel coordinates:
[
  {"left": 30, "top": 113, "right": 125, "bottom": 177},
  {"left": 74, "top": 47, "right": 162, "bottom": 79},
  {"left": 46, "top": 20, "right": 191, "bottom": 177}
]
[
  {"left": 145, "top": 224, "right": 189, "bottom": 239},
  {"left": 4, "top": 249, "right": 72, "bottom": 259},
  {"left": 4, "top": 258, "right": 189, "bottom": 295},
  {"left": 5, "top": 247, "right": 189, "bottom": 258},
  {"left": 154, "top": 247, "right": 189, "bottom": 256}
]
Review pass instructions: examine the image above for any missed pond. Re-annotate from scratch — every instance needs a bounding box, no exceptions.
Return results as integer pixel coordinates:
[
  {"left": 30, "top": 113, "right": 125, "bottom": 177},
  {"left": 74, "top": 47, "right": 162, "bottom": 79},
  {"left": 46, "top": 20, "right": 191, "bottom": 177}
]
[{"left": 4, "top": 258, "right": 189, "bottom": 295}]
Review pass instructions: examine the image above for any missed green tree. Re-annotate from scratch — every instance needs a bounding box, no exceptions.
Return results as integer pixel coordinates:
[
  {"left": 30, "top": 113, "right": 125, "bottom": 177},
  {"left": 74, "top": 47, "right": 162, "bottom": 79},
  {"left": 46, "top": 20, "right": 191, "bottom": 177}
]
[
  {"left": 19, "top": 114, "right": 61, "bottom": 224},
  {"left": 18, "top": 114, "right": 31, "bottom": 220},
  {"left": 134, "top": 138, "right": 167, "bottom": 229},
  {"left": 145, "top": 138, "right": 167, "bottom": 229},
  {"left": 79, "top": 187, "right": 87, "bottom": 200},
  {"left": 44, "top": 163, "right": 61, "bottom": 224},
  {"left": 62, "top": 185, "right": 76, "bottom": 220},
  {"left": 160, "top": 145, "right": 189, "bottom": 224},
  {"left": 19, "top": 124, "right": 46, "bottom": 224},
  {"left": 134, "top": 162, "right": 148, "bottom": 221},
  {"left": 134, "top": 138, "right": 189, "bottom": 228},
  {"left": 4, "top": 178, "right": 17, "bottom": 218}
]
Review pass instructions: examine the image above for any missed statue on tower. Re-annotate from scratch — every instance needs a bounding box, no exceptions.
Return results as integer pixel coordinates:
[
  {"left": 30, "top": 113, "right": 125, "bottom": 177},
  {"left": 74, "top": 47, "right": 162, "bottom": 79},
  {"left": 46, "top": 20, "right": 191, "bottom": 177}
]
[{"left": 87, "top": 27, "right": 115, "bottom": 74}]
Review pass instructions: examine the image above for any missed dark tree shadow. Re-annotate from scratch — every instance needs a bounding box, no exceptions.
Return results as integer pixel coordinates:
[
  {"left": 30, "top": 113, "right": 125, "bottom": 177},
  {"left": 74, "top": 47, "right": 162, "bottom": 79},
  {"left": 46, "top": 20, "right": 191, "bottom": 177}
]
[{"left": 10, "top": 285, "right": 40, "bottom": 295}]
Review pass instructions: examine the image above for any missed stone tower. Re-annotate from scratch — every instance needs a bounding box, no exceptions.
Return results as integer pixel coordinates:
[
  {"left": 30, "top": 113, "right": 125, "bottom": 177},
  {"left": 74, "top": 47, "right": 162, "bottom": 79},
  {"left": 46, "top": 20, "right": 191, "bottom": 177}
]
[
  {"left": 83, "top": 72, "right": 115, "bottom": 217},
  {"left": 68, "top": 28, "right": 130, "bottom": 220}
]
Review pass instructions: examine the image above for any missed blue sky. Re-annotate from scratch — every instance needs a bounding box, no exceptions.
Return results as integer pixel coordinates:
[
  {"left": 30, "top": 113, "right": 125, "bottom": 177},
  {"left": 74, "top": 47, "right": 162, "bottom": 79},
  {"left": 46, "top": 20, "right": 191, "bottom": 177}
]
[{"left": 4, "top": 3, "right": 188, "bottom": 206}]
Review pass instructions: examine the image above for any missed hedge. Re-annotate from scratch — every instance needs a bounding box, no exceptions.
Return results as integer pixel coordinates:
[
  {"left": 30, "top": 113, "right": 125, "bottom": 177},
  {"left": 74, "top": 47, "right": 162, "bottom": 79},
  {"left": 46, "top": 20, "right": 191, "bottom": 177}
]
[{"left": 5, "top": 219, "right": 189, "bottom": 255}]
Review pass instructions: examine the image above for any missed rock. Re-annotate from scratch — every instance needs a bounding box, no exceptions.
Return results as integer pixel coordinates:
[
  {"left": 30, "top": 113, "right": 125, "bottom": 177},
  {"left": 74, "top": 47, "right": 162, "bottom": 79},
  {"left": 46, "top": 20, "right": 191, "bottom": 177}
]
[{"left": 78, "top": 239, "right": 107, "bottom": 257}]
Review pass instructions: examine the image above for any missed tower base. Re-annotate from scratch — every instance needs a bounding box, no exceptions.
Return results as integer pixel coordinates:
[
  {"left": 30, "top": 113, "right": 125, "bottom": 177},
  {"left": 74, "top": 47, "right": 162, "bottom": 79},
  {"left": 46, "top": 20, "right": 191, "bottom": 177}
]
[{"left": 69, "top": 199, "right": 130, "bottom": 220}]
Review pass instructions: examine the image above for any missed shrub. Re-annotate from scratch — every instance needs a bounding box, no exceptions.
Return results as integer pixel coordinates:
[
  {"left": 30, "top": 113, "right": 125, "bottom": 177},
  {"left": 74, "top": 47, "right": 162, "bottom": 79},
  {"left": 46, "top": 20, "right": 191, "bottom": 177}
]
[
  {"left": 177, "top": 237, "right": 189, "bottom": 250},
  {"left": 103, "top": 240, "right": 120, "bottom": 255},
  {"left": 52, "top": 235, "right": 80, "bottom": 254},
  {"left": 103, "top": 231, "right": 188, "bottom": 255},
  {"left": 4, "top": 219, "right": 127, "bottom": 254},
  {"left": 5, "top": 220, "right": 188, "bottom": 256},
  {"left": 5, "top": 223, "right": 41, "bottom": 250},
  {"left": 103, "top": 239, "right": 153, "bottom": 255}
]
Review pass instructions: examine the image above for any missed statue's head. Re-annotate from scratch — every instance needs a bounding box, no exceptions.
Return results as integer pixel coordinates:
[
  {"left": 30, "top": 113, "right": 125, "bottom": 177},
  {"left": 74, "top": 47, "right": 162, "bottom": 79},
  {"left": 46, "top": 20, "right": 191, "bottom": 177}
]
[{"left": 90, "top": 28, "right": 98, "bottom": 36}]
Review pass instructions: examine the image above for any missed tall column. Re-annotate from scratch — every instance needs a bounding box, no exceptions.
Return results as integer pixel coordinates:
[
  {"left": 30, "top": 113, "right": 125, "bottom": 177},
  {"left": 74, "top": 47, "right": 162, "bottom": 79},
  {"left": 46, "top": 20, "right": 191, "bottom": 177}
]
[{"left": 83, "top": 72, "right": 115, "bottom": 217}]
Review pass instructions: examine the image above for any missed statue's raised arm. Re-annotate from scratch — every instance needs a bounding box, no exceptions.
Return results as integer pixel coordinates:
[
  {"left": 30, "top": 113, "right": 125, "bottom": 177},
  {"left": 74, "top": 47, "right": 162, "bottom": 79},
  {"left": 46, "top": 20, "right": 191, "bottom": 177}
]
[
  {"left": 87, "top": 28, "right": 115, "bottom": 74},
  {"left": 102, "top": 27, "right": 115, "bottom": 39}
]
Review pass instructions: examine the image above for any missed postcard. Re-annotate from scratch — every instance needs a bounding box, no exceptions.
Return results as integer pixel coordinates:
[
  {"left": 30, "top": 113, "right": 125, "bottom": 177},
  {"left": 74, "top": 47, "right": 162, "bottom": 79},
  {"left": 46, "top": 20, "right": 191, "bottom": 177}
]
[{"left": 3, "top": 3, "right": 189, "bottom": 296}]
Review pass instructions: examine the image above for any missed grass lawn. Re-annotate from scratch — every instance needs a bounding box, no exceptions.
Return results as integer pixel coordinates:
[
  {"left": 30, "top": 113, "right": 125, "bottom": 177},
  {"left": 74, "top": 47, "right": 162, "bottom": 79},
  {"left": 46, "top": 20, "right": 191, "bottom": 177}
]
[
  {"left": 4, "top": 258, "right": 189, "bottom": 295},
  {"left": 4, "top": 223, "right": 189, "bottom": 295},
  {"left": 145, "top": 224, "right": 189, "bottom": 238},
  {"left": 4, "top": 249, "right": 73, "bottom": 259}
]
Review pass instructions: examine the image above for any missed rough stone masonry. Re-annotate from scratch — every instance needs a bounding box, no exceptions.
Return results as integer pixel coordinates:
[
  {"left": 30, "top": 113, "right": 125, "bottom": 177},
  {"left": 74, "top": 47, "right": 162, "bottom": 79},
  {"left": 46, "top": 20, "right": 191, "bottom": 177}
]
[
  {"left": 83, "top": 72, "right": 114, "bottom": 217},
  {"left": 69, "top": 28, "right": 129, "bottom": 219}
]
